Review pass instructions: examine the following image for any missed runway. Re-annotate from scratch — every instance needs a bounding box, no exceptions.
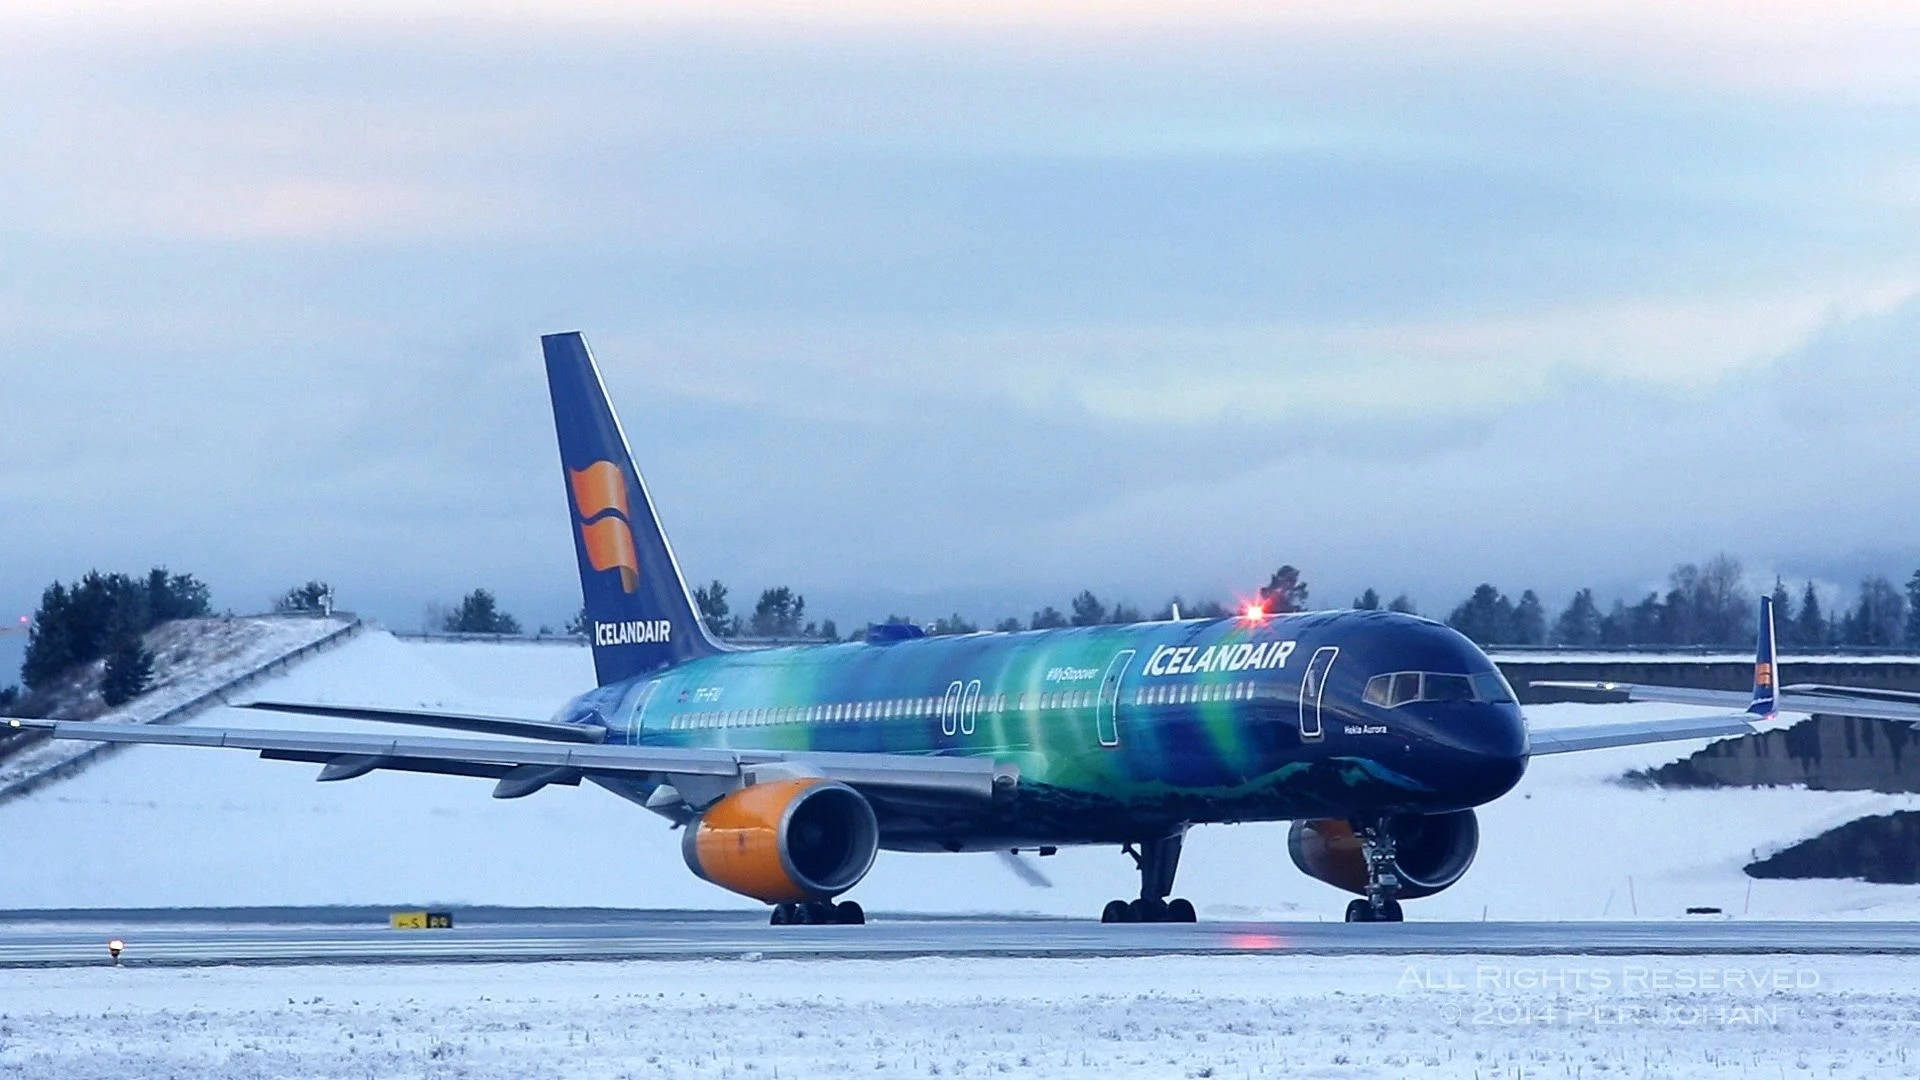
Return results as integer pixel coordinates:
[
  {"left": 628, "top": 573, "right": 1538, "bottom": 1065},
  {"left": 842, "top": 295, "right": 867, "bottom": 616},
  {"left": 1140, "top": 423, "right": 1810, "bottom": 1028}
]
[{"left": 4, "top": 908, "right": 1919, "bottom": 967}]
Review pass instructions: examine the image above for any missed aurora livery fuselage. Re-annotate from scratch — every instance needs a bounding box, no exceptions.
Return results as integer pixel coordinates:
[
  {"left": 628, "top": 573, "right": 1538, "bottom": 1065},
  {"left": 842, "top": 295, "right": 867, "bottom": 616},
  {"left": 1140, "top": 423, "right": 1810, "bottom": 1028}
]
[{"left": 558, "top": 610, "right": 1532, "bottom": 852}]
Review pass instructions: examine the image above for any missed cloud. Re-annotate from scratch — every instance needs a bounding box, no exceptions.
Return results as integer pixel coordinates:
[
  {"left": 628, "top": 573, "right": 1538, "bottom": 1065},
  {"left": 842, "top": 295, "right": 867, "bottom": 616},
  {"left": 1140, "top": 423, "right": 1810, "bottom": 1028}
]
[{"left": 1, "top": 4, "right": 1916, "bottom": 634}]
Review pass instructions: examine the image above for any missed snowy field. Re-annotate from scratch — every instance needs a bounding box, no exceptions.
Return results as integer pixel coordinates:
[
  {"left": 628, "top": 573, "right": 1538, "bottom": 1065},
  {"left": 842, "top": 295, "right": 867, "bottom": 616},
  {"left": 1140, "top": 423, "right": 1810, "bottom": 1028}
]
[
  {"left": 4, "top": 953, "right": 1919, "bottom": 1078},
  {"left": 3, "top": 630, "right": 1919, "bottom": 920}
]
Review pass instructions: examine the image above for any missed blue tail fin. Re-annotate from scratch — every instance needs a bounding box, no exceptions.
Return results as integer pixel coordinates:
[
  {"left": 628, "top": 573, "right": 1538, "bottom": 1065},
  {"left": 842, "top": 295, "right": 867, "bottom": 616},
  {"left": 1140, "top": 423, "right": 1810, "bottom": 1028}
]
[
  {"left": 543, "top": 332, "right": 721, "bottom": 685},
  {"left": 1749, "top": 594, "right": 1779, "bottom": 717}
]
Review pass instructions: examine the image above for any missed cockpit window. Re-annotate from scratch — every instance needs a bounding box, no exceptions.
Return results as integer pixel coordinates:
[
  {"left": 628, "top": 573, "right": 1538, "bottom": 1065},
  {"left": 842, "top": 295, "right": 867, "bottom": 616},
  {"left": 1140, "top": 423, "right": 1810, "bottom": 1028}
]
[
  {"left": 1471, "top": 671, "right": 1516, "bottom": 704},
  {"left": 1391, "top": 671, "right": 1423, "bottom": 707},
  {"left": 1365, "top": 670, "right": 1515, "bottom": 708}
]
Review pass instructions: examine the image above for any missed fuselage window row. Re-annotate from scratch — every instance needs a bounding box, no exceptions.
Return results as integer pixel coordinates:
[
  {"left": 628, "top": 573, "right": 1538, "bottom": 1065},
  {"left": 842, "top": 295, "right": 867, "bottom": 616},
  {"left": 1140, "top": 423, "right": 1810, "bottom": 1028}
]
[{"left": 661, "top": 680, "right": 1272, "bottom": 731}]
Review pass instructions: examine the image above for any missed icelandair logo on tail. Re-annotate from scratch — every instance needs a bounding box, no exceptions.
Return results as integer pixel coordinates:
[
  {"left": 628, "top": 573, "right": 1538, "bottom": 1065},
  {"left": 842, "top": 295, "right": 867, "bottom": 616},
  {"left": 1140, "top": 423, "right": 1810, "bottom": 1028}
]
[
  {"left": 569, "top": 461, "right": 640, "bottom": 593},
  {"left": 596, "top": 619, "right": 673, "bottom": 647}
]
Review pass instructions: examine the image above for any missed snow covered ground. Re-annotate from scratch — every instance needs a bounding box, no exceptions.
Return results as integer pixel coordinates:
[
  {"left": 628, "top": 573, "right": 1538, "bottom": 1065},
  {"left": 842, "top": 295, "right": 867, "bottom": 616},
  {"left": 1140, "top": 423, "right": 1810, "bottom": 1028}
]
[
  {"left": 4, "top": 953, "right": 1917, "bottom": 1078},
  {"left": 3, "top": 630, "right": 1919, "bottom": 919}
]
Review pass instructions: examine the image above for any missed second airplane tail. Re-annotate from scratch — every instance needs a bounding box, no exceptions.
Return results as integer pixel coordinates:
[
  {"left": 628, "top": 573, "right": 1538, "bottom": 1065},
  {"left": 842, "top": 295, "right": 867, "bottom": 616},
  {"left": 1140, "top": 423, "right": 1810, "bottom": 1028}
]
[{"left": 543, "top": 331, "right": 722, "bottom": 685}]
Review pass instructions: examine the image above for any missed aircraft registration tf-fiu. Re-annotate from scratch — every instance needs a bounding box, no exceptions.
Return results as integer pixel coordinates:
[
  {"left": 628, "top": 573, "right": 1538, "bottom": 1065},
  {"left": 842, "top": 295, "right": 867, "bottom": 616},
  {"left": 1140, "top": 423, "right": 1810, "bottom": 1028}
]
[{"left": 15, "top": 333, "right": 1920, "bottom": 924}]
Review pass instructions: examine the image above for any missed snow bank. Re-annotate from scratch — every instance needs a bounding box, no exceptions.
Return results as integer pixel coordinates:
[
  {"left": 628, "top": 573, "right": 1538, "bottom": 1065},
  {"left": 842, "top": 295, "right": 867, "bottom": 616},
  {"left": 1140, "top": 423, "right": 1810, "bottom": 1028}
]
[
  {"left": 2, "top": 953, "right": 1915, "bottom": 1079},
  {"left": 3, "top": 631, "right": 1919, "bottom": 919}
]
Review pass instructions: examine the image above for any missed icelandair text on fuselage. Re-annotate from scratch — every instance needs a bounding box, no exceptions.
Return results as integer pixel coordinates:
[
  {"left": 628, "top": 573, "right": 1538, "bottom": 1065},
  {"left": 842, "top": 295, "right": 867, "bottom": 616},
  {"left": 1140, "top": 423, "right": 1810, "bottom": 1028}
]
[
  {"left": 596, "top": 620, "right": 673, "bottom": 646},
  {"left": 1143, "top": 640, "right": 1295, "bottom": 677}
]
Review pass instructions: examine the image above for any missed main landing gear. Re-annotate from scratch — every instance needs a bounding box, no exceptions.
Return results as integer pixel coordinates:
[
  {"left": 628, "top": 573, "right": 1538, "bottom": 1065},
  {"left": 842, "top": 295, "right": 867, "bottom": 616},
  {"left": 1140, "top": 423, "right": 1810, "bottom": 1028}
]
[
  {"left": 771, "top": 900, "right": 865, "bottom": 925},
  {"left": 1344, "top": 820, "right": 1405, "bottom": 923},
  {"left": 1100, "top": 833, "right": 1198, "bottom": 923}
]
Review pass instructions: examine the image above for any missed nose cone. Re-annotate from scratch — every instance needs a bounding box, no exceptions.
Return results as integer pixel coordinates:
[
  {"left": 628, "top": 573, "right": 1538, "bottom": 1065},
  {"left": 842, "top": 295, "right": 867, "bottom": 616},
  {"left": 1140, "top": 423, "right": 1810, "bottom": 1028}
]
[
  {"left": 1459, "top": 702, "right": 1529, "bottom": 804},
  {"left": 1406, "top": 701, "right": 1528, "bottom": 808}
]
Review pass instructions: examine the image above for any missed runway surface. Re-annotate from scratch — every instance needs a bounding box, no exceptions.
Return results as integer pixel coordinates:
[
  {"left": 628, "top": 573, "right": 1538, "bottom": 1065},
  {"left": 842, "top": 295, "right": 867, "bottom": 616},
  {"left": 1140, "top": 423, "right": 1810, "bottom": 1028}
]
[{"left": 4, "top": 908, "right": 1919, "bottom": 967}]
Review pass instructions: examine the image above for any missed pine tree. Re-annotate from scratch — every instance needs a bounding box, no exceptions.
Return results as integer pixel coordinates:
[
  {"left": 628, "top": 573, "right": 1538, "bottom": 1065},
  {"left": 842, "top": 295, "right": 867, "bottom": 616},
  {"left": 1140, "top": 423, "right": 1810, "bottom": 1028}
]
[
  {"left": 1448, "top": 584, "right": 1514, "bottom": 646},
  {"left": 1029, "top": 606, "right": 1068, "bottom": 630},
  {"left": 1353, "top": 588, "right": 1381, "bottom": 611},
  {"left": 931, "top": 613, "right": 978, "bottom": 635},
  {"left": 1069, "top": 591, "right": 1107, "bottom": 627},
  {"left": 749, "top": 587, "right": 806, "bottom": 637},
  {"left": 693, "top": 580, "right": 732, "bottom": 638},
  {"left": 1552, "top": 588, "right": 1602, "bottom": 647},
  {"left": 1387, "top": 594, "right": 1418, "bottom": 615},
  {"left": 274, "top": 581, "right": 334, "bottom": 614},
  {"left": 1258, "top": 566, "right": 1309, "bottom": 613},
  {"left": 442, "top": 589, "right": 522, "bottom": 635},
  {"left": 1511, "top": 590, "right": 1546, "bottom": 645},
  {"left": 0, "top": 685, "right": 19, "bottom": 712},
  {"left": 993, "top": 617, "right": 1024, "bottom": 633},
  {"left": 1769, "top": 577, "right": 1795, "bottom": 645},
  {"left": 1796, "top": 582, "right": 1826, "bottom": 647},
  {"left": 101, "top": 635, "right": 155, "bottom": 707},
  {"left": 1905, "top": 571, "right": 1920, "bottom": 647},
  {"left": 1108, "top": 603, "right": 1144, "bottom": 624}
]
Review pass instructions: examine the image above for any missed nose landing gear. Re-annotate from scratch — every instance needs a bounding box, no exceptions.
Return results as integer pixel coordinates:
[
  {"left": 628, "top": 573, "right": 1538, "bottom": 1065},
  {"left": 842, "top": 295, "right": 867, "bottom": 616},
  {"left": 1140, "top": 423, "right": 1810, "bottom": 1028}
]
[
  {"left": 1344, "top": 820, "right": 1406, "bottom": 923},
  {"left": 1099, "top": 832, "right": 1198, "bottom": 923}
]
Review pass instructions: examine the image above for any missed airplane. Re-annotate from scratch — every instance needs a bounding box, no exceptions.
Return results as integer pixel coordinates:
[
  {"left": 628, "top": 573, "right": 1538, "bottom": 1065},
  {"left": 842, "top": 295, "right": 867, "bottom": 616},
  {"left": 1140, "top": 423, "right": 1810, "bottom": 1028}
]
[{"left": 12, "top": 333, "right": 1920, "bottom": 925}]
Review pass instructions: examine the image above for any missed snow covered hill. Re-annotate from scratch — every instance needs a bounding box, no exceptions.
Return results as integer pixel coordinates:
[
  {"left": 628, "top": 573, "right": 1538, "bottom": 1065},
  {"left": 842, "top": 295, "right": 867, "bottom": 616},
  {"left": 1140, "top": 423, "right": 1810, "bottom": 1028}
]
[
  {"left": 3, "top": 630, "right": 1918, "bottom": 919},
  {"left": 0, "top": 616, "right": 359, "bottom": 798}
]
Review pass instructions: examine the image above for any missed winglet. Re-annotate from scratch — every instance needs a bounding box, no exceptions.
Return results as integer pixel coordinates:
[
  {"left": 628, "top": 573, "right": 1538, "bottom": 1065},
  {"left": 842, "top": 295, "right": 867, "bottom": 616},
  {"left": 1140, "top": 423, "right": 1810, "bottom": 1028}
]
[{"left": 1749, "top": 594, "right": 1779, "bottom": 717}]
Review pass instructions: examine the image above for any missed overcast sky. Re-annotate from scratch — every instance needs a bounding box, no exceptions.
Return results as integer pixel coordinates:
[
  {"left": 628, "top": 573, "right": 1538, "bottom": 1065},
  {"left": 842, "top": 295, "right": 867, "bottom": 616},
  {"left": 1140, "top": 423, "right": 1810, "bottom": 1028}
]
[{"left": 2, "top": 2, "right": 1917, "bottom": 641}]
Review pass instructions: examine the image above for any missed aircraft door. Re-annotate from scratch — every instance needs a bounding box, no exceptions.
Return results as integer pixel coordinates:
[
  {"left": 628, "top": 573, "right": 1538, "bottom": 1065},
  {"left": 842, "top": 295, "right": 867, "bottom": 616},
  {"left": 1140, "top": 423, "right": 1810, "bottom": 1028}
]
[
  {"left": 1096, "top": 649, "right": 1136, "bottom": 748},
  {"left": 1299, "top": 646, "right": 1337, "bottom": 741}
]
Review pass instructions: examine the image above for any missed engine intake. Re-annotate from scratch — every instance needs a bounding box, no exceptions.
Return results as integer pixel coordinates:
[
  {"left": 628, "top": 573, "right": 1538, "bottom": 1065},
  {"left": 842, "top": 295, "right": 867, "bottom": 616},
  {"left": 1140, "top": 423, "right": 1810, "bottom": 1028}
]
[
  {"left": 682, "top": 778, "right": 880, "bottom": 903},
  {"left": 1286, "top": 810, "right": 1479, "bottom": 899}
]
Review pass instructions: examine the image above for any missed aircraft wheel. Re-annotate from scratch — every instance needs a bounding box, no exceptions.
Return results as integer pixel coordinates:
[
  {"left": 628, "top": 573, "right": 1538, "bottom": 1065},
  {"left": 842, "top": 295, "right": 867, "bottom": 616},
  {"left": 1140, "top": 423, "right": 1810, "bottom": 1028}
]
[
  {"left": 770, "top": 904, "right": 793, "bottom": 926},
  {"left": 1101, "top": 899, "right": 1134, "bottom": 924},
  {"left": 1377, "top": 899, "right": 1404, "bottom": 923},
  {"left": 1130, "top": 898, "right": 1169, "bottom": 923},
  {"left": 835, "top": 900, "right": 866, "bottom": 925},
  {"left": 1344, "top": 899, "right": 1375, "bottom": 923},
  {"left": 1166, "top": 898, "right": 1197, "bottom": 923}
]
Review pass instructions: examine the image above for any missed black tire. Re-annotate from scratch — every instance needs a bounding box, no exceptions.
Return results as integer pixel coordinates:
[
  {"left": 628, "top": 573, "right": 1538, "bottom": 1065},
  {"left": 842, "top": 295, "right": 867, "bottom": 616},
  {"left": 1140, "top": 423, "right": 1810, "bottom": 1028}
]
[
  {"left": 1101, "top": 899, "right": 1133, "bottom": 924},
  {"left": 1378, "top": 900, "right": 1404, "bottom": 923},
  {"left": 835, "top": 900, "right": 866, "bottom": 925},
  {"left": 770, "top": 904, "right": 792, "bottom": 926},
  {"left": 1130, "top": 898, "right": 1168, "bottom": 923},
  {"left": 1166, "top": 898, "right": 1197, "bottom": 923},
  {"left": 1345, "top": 899, "right": 1374, "bottom": 923}
]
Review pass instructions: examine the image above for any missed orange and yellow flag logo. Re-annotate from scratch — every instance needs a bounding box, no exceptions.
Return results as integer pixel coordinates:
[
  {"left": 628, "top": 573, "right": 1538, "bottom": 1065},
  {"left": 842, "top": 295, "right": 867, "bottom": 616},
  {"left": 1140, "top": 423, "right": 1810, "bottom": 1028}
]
[
  {"left": 569, "top": 461, "right": 640, "bottom": 593},
  {"left": 1755, "top": 661, "right": 1773, "bottom": 689}
]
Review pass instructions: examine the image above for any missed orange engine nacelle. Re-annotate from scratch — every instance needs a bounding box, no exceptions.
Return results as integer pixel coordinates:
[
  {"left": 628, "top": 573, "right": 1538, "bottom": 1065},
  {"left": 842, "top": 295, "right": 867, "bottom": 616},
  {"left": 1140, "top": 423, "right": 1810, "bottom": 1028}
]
[
  {"left": 1286, "top": 810, "right": 1479, "bottom": 900},
  {"left": 681, "top": 778, "right": 880, "bottom": 904}
]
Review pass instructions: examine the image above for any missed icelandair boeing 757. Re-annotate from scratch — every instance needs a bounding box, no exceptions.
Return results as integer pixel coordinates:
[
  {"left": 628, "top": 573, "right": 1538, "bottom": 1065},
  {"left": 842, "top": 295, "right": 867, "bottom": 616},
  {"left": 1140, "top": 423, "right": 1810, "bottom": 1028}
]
[{"left": 14, "top": 334, "right": 1920, "bottom": 924}]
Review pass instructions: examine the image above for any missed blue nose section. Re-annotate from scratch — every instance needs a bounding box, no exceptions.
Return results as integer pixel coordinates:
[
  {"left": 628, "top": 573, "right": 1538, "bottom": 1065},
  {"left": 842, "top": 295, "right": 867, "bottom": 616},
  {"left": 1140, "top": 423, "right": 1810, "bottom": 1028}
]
[{"left": 1408, "top": 702, "right": 1529, "bottom": 808}]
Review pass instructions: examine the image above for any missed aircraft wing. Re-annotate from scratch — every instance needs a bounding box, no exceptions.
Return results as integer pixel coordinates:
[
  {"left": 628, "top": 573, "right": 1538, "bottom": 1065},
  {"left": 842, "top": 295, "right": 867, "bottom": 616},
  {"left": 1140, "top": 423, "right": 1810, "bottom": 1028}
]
[
  {"left": 1525, "top": 711, "right": 1758, "bottom": 755},
  {"left": 1529, "top": 682, "right": 1920, "bottom": 725},
  {"left": 4, "top": 717, "right": 1011, "bottom": 805},
  {"left": 237, "top": 701, "right": 606, "bottom": 743}
]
